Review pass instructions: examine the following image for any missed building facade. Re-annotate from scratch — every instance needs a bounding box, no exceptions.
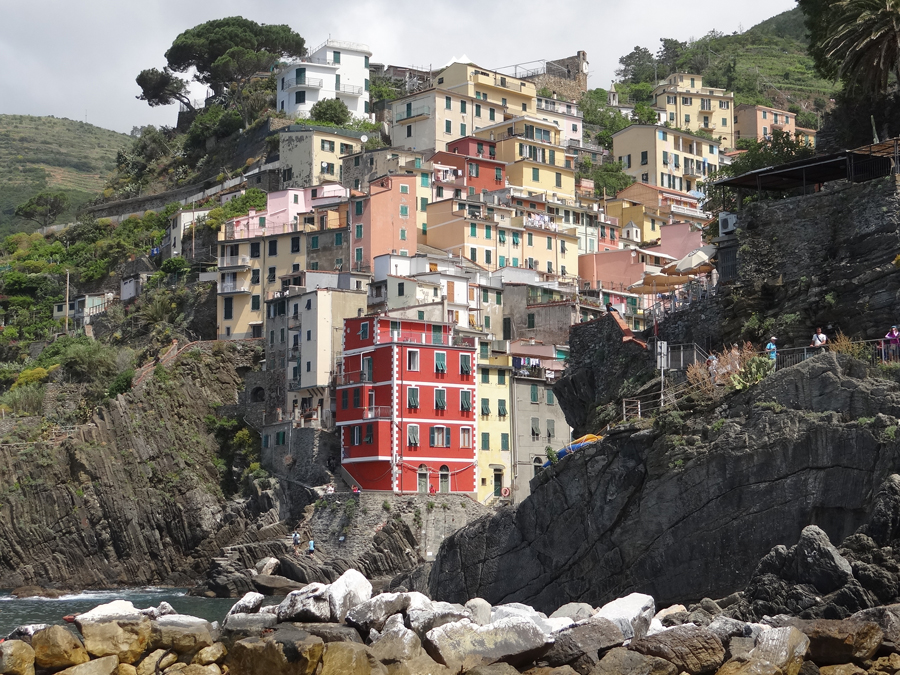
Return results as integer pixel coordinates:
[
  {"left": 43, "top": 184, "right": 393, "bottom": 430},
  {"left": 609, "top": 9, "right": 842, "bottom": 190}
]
[
  {"left": 651, "top": 73, "right": 736, "bottom": 149},
  {"left": 733, "top": 104, "right": 816, "bottom": 147}
]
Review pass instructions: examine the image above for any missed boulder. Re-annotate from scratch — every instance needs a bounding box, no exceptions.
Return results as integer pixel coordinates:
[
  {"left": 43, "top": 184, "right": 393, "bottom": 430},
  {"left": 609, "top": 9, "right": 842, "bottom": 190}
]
[
  {"left": 408, "top": 601, "right": 470, "bottom": 638},
  {"left": 787, "top": 527, "right": 853, "bottom": 594},
  {"left": 542, "top": 617, "right": 624, "bottom": 674},
  {"left": 5, "top": 626, "right": 48, "bottom": 645},
  {"left": 319, "top": 642, "right": 386, "bottom": 675},
  {"left": 116, "top": 664, "right": 137, "bottom": 675},
  {"left": 150, "top": 615, "right": 215, "bottom": 654},
  {"left": 253, "top": 574, "right": 307, "bottom": 596},
  {"left": 750, "top": 627, "right": 810, "bottom": 675},
  {"left": 346, "top": 592, "right": 429, "bottom": 634},
  {"left": 793, "top": 619, "right": 882, "bottom": 665},
  {"left": 726, "top": 637, "right": 756, "bottom": 661},
  {"left": 465, "top": 598, "right": 492, "bottom": 626},
  {"left": 370, "top": 615, "right": 422, "bottom": 664},
  {"left": 140, "top": 603, "right": 176, "bottom": 620},
  {"left": 382, "top": 653, "right": 451, "bottom": 675},
  {"left": 817, "top": 666, "right": 866, "bottom": 675},
  {"left": 591, "top": 646, "right": 677, "bottom": 675},
  {"left": 32, "top": 625, "right": 91, "bottom": 670},
  {"left": 136, "top": 650, "right": 177, "bottom": 675},
  {"left": 594, "top": 593, "right": 655, "bottom": 640},
  {"left": 629, "top": 624, "right": 725, "bottom": 674},
  {"left": 56, "top": 656, "right": 120, "bottom": 675},
  {"left": 491, "top": 603, "right": 558, "bottom": 635},
  {"left": 647, "top": 619, "right": 665, "bottom": 637},
  {"left": 869, "top": 652, "right": 900, "bottom": 672},
  {"left": 521, "top": 668, "right": 580, "bottom": 675},
  {"left": 226, "top": 592, "right": 265, "bottom": 617},
  {"left": 219, "top": 613, "right": 277, "bottom": 647},
  {"left": 74, "top": 602, "right": 151, "bottom": 665},
  {"left": 276, "top": 584, "right": 332, "bottom": 623},
  {"left": 227, "top": 628, "right": 324, "bottom": 675},
  {"left": 288, "top": 623, "right": 363, "bottom": 644},
  {"left": 256, "top": 557, "right": 280, "bottom": 576},
  {"left": 549, "top": 603, "right": 595, "bottom": 623},
  {"left": 0, "top": 640, "right": 35, "bottom": 675},
  {"left": 655, "top": 605, "right": 687, "bottom": 621},
  {"left": 707, "top": 617, "right": 752, "bottom": 643},
  {"left": 848, "top": 604, "right": 900, "bottom": 643},
  {"left": 191, "top": 644, "right": 227, "bottom": 666},
  {"left": 715, "top": 655, "right": 783, "bottom": 674},
  {"left": 327, "top": 569, "right": 372, "bottom": 623},
  {"left": 423, "top": 617, "right": 552, "bottom": 669},
  {"left": 464, "top": 665, "right": 519, "bottom": 675}
]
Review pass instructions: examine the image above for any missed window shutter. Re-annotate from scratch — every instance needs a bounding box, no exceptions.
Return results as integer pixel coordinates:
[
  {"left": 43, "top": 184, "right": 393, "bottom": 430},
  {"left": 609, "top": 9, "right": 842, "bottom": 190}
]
[
  {"left": 498, "top": 399, "right": 507, "bottom": 416},
  {"left": 429, "top": 427, "right": 435, "bottom": 447},
  {"left": 481, "top": 398, "right": 491, "bottom": 415},
  {"left": 444, "top": 427, "right": 452, "bottom": 447},
  {"left": 409, "top": 426, "right": 419, "bottom": 445},
  {"left": 547, "top": 420, "right": 555, "bottom": 438},
  {"left": 531, "top": 418, "right": 540, "bottom": 436}
]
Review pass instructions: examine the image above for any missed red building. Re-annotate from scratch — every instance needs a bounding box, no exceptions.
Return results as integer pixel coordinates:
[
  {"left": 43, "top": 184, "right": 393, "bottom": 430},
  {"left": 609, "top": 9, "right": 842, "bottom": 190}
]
[
  {"left": 335, "top": 315, "right": 478, "bottom": 493},
  {"left": 432, "top": 136, "right": 506, "bottom": 197}
]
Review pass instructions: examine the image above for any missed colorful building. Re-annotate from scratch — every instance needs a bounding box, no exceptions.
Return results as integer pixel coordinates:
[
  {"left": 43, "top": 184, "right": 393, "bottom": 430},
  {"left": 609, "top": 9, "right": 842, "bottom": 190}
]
[
  {"left": 733, "top": 104, "right": 816, "bottom": 147},
  {"left": 651, "top": 73, "right": 736, "bottom": 149},
  {"left": 436, "top": 63, "right": 536, "bottom": 117},
  {"left": 280, "top": 125, "right": 366, "bottom": 187},
  {"left": 390, "top": 88, "right": 481, "bottom": 154},
  {"left": 431, "top": 137, "right": 507, "bottom": 195},
  {"left": 475, "top": 345, "right": 513, "bottom": 503},
  {"left": 336, "top": 315, "right": 478, "bottom": 493}
]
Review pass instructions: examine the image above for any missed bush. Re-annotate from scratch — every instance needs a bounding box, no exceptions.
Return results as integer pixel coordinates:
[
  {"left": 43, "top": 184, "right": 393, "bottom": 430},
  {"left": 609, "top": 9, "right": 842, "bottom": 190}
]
[
  {"left": 12, "top": 367, "right": 50, "bottom": 389},
  {"left": 0, "top": 383, "right": 44, "bottom": 415},
  {"left": 382, "top": 500, "right": 391, "bottom": 512},
  {"left": 160, "top": 257, "right": 188, "bottom": 274},
  {"left": 545, "top": 445, "right": 558, "bottom": 465},
  {"left": 829, "top": 331, "right": 872, "bottom": 361},
  {"left": 309, "top": 98, "right": 351, "bottom": 126},
  {"left": 107, "top": 369, "right": 134, "bottom": 398}
]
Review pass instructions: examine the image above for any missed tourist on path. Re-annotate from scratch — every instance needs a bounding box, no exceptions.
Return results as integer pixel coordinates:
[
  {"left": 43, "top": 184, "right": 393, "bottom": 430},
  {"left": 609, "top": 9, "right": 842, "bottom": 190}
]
[
  {"left": 766, "top": 337, "right": 778, "bottom": 371},
  {"left": 811, "top": 327, "right": 827, "bottom": 350},
  {"left": 886, "top": 326, "right": 900, "bottom": 362}
]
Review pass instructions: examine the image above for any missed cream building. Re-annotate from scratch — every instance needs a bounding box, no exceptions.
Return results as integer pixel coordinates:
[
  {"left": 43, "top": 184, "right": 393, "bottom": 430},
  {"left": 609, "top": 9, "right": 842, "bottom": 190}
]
[
  {"left": 280, "top": 125, "right": 366, "bottom": 187},
  {"left": 436, "top": 62, "right": 536, "bottom": 116},
  {"left": 652, "top": 73, "right": 735, "bottom": 149},
  {"left": 390, "top": 88, "right": 482, "bottom": 154},
  {"left": 475, "top": 347, "right": 513, "bottom": 503}
]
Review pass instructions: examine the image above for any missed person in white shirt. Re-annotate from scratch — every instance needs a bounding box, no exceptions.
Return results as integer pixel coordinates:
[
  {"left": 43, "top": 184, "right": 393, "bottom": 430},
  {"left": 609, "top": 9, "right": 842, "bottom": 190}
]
[{"left": 810, "top": 327, "right": 827, "bottom": 350}]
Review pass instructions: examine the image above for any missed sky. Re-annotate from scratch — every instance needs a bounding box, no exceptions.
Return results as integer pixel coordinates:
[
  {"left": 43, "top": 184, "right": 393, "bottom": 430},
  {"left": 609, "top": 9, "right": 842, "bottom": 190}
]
[{"left": 0, "top": 0, "right": 798, "bottom": 135}]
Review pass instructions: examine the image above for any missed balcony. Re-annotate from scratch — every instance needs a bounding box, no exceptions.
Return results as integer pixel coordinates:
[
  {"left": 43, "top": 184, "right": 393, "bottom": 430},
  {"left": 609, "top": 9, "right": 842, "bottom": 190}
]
[
  {"left": 536, "top": 100, "right": 583, "bottom": 118},
  {"left": 218, "top": 255, "right": 250, "bottom": 269},
  {"left": 338, "top": 84, "right": 363, "bottom": 96},
  {"left": 361, "top": 406, "right": 392, "bottom": 420},
  {"left": 284, "top": 77, "right": 324, "bottom": 90},
  {"left": 700, "top": 123, "right": 717, "bottom": 131},
  {"left": 220, "top": 282, "right": 250, "bottom": 294},
  {"left": 337, "top": 370, "right": 373, "bottom": 386},
  {"left": 670, "top": 203, "right": 708, "bottom": 218},
  {"left": 288, "top": 315, "right": 302, "bottom": 329},
  {"left": 682, "top": 164, "right": 702, "bottom": 179},
  {"left": 396, "top": 105, "right": 431, "bottom": 123}
]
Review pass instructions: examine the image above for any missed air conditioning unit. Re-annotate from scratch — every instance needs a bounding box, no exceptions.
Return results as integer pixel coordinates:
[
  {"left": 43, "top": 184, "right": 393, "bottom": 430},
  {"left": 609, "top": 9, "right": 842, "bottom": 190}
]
[{"left": 719, "top": 212, "right": 738, "bottom": 235}]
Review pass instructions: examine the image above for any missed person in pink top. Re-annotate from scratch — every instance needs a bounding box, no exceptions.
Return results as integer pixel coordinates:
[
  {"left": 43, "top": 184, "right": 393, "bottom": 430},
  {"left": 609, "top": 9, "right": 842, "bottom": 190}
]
[{"left": 886, "top": 326, "right": 900, "bottom": 362}]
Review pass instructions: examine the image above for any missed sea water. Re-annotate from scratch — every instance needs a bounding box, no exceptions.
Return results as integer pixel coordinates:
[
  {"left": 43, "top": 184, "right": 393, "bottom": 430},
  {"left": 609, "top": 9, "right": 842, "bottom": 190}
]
[{"left": 0, "top": 588, "right": 277, "bottom": 636}]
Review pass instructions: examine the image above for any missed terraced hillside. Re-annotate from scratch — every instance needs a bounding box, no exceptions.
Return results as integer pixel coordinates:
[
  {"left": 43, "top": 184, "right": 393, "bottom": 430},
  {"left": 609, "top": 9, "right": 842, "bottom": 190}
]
[{"left": 0, "top": 115, "right": 131, "bottom": 236}]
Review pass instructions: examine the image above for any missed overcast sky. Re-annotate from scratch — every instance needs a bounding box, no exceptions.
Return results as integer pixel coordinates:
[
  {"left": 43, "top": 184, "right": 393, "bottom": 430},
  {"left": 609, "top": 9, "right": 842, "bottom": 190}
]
[{"left": 0, "top": 0, "right": 797, "bottom": 134}]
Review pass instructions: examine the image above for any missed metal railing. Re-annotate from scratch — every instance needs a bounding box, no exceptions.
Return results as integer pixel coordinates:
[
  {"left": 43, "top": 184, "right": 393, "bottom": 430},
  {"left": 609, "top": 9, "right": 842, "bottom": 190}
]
[
  {"left": 284, "top": 77, "right": 324, "bottom": 89},
  {"left": 338, "top": 84, "right": 363, "bottom": 96},
  {"left": 381, "top": 331, "right": 475, "bottom": 347},
  {"left": 220, "top": 282, "right": 249, "bottom": 293},
  {"left": 218, "top": 255, "right": 250, "bottom": 268},
  {"left": 337, "top": 370, "right": 373, "bottom": 385},
  {"left": 362, "top": 406, "right": 392, "bottom": 419},
  {"left": 396, "top": 105, "right": 431, "bottom": 122},
  {"left": 757, "top": 340, "right": 893, "bottom": 370}
]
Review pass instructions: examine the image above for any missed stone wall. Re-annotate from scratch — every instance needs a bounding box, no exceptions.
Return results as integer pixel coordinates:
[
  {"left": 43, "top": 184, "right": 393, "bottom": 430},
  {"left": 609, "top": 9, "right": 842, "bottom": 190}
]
[{"left": 525, "top": 51, "right": 588, "bottom": 101}]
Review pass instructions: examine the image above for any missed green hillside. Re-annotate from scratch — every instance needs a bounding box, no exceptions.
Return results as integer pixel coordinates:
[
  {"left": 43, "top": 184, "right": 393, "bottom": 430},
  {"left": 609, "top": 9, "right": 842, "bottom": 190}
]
[{"left": 0, "top": 115, "right": 132, "bottom": 237}]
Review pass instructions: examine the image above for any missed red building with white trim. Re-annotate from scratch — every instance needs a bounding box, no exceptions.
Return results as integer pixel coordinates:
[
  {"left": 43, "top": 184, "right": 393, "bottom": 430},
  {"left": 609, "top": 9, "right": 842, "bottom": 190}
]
[{"left": 336, "top": 315, "right": 478, "bottom": 493}]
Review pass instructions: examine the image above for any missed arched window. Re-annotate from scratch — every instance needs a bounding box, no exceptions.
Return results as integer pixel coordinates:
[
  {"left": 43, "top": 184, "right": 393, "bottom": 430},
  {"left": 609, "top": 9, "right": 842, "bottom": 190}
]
[
  {"left": 250, "top": 387, "right": 266, "bottom": 403},
  {"left": 439, "top": 465, "right": 450, "bottom": 493},
  {"left": 533, "top": 456, "right": 543, "bottom": 477},
  {"left": 417, "top": 464, "right": 429, "bottom": 493}
]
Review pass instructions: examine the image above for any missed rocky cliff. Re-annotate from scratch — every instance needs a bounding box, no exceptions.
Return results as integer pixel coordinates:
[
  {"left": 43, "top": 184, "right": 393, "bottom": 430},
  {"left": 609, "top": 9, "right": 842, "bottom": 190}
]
[{"left": 424, "top": 353, "right": 900, "bottom": 614}]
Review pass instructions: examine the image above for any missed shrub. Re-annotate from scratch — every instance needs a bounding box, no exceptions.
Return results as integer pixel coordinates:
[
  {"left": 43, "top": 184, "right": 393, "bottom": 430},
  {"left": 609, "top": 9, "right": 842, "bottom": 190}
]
[
  {"left": 0, "top": 383, "right": 44, "bottom": 415},
  {"left": 545, "top": 445, "right": 558, "bottom": 465},
  {"left": 309, "top": 99, "right": 351, "bottom": 126},
  {"left": 153, "top": 364, "right": 170, "bottom": 382},
  {"left": 12, "top": 367, "right": 49, "bottom": 389},
  {"left": 829, "top": 331, "right": 872, "bottom": 361},
  {"left": 731, "top": 356, "right": 773, "bottom": 391},
  {"left": 107, "top": 369, "right": 134, "bottom": 398},
  {"left": 382, "top": 500, "right": 391, "bottom": 512},
  {"left": 884, "top": 426, "right": 897, "bottom": 441}
]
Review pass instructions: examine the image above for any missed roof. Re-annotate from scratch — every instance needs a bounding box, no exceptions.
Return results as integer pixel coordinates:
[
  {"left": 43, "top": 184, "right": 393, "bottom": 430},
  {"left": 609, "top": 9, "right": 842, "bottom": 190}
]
[
  {"left": 612, "top": 124, "right": 722, "bottom": 145},
  {"left": 713, "top": 139, "right": 899, "bottom": 190}
]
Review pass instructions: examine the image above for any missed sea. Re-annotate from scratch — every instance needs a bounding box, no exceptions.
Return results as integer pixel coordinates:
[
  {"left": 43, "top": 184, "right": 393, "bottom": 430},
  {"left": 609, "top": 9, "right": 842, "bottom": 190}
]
[{"left": 0, "top": 588, "right": 278, "bottom": 637}]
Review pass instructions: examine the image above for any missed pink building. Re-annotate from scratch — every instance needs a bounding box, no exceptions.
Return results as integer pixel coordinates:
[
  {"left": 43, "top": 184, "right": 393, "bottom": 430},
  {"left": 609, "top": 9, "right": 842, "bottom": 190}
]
[
  {"left": 229, "top": 183, "right": 349, "bottom": 238},
  {"left": 651, "top": 221, "right": 704, "bottom": 261},
  {"left": 578, "top": 247, "right": 676, "bottom": 293}
]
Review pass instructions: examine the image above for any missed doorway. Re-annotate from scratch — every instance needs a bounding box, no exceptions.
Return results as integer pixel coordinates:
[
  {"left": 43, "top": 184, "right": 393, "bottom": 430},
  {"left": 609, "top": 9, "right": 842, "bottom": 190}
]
[
  {"left": 417, "top": 465, "right": 428, "bottom": 493},
  {"left": 493, "top": 469, "right": 503, "bottom": 497}
]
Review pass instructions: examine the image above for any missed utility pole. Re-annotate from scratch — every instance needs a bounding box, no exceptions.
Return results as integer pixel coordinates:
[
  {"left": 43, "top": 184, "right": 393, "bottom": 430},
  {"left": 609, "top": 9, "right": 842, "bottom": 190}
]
[{"left": 64, "top": 270, "right": 70, "bottom": 333}]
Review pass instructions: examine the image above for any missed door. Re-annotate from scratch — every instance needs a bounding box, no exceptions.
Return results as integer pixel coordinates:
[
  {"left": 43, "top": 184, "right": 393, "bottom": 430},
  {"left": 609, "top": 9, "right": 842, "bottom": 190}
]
[
  {"left": 502, "top": 318, "right": 512, "bottom": 341},
  {"left": 439, "top": 466, "right": 450, "bottom": 493},
  {"left": 493, "top": 470, "right": 503, "bottom": 497},
  {"left": 417, "top": 465, "right": 428, "bottom": 493},
  {"left": 295, "top": 68, "right": 305, "bottom": 85}
]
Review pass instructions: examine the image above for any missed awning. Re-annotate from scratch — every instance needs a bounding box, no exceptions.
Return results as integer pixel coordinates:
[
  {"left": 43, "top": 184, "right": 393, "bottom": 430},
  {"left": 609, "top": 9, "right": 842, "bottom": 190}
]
[{"left": 674, "top": 245, "right": 717, "bottom": 274}]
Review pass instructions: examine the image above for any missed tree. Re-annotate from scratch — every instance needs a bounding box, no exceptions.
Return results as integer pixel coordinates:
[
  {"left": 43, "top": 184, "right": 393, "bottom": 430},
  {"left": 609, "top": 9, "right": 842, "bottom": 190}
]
[
  {"left": 15, "top": 192, "right": 69, "bottom": 229},
  {"left": 631, "top": 102, "right": 659, "bottom": 125},
  {"left": 309, "top": 98, "right": 351, "bottom": 126},
  {"left": 615, "top": 46, "right": 657, "bottom": 84},
  {"left": 801, "top": 0, "right": 900, "bottom": 93},
  {"left": 135, "top": 68, "right": 195, "bottom": 111},
  {"left": 161, "top": 18, "right": 305, "bottom": 93},
  {"left": 586, "top": 162, "right": 635, "bottom": 197},
  {"left": 656, "top": 38, "right": 686, "bottom": 78}
]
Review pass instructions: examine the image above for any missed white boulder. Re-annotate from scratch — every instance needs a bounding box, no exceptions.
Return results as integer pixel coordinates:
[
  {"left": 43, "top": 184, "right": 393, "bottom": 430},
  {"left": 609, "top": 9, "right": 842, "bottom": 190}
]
[
  {"left": 226, "top": 592, "right": 264, "bottom": 617},
  {"left": 276, "top": 583, "right": 332, "bottom": 623},
  {"left": 593, "top": 593, "right": 656, "bottom": 640},
  {"left": 326, "top": 569, "right": 372, "bottom": 623}
]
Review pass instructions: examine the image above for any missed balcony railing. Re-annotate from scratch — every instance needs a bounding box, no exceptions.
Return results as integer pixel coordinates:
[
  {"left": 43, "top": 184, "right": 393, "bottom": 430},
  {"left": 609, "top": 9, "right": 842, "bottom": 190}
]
[
  {"left": 337, "top": 370, "right": 373, "bottom": 385},
  {"left": 220, "top": 282, "right": 250, "bottom": 294},
  {"left": 284, "top": 77, "right": 324, "bottom": 89},
  {"left": 218, "top": 255, "right": 250, "bottom": 268},
  {"left": 380, "top": 331, "right": 476, "bottom": 348},
  {"left": 396, "top": 105, "right": 431, "bottom": 122},
  {"left": 338, "top": 84, "right": 363, "bottom": 96},
  {"left": 361, "top": 406, "right": 392, "bottom": 419}
]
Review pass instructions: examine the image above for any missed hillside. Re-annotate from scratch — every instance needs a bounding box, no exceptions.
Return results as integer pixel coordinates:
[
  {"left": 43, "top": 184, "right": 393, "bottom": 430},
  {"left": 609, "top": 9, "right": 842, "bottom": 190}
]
[{"left": 0, "top": 115, "right": 131, "bottom": 236}]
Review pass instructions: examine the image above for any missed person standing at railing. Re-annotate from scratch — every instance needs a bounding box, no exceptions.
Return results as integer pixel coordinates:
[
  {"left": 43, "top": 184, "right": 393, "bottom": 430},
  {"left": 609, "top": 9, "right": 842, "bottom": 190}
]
[
  {"left": 766, "top": 337, "right": 778, "bottom": 371},
  {"left": 886, "top": 326, "right": 900, "bottom": 362},
  {"left": 810, "top": 327, "right": 827, "bottom": 351}
]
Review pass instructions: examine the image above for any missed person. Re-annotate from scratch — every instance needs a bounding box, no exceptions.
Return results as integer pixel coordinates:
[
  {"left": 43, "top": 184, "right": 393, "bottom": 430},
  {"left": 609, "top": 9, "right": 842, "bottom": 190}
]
[
  {"left": 429, "top": 483, "right": 436, "bottom": 495},
  {"left": 705, "top": 354, "right": 718, "bottom": 384},
  {"left": 352, "top": 484, "right": 360, "bottom": 494},
  {"left": 765, "top": 336, "right": 778, "bottom": 371},
  {"left": 886, "top": 326, "right": 900, "bottom": 362},
  {"left": 307, "top": 539, "right": 315, "bottom": 556},
  {"left": 325, "top": 484, "right": 335, "bottom": 494},
  {"left": 810, "top": 327, "right": 827, "bottom": 350},
  {"left": 292, "top": 531, "right": 301, "bottom": 555}
]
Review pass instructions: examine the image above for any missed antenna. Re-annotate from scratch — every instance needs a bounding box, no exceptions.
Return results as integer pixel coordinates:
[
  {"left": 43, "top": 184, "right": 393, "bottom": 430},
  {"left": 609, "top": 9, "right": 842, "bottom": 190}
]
[{"left": 360, "top": 135, "right": 369, "bottom": 144}]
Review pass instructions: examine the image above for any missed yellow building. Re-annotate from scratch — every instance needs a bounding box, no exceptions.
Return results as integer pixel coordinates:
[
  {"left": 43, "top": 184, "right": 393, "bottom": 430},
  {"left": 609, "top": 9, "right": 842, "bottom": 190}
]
[
  {"left": 611, "top": 124, "right": 720, "bottom": 196},
  {"left": 473, "top": 117, "right": 577, "bottom": 199},
  {"left": 475, "top": 347, "right": 513, "bottom": 503},
  {"left": 436, "top": 62, "right": 536, "bottom": 116},
  {"left": 280, "top": 125, "right": 365, "bottom": 187},
  {"left": 652, "top": 73, "right": 736, "bottom": 149}
]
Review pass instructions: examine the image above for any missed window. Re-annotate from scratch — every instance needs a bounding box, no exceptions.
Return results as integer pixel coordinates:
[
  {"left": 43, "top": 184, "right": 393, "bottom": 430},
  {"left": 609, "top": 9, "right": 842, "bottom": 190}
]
[
  {"left": 460, "top": 390, "right": 472, "bottom": 411},
  {"left": 470, "top": 223, "right": 477, "bottom": 237},
  {"left": 251, "top": 269, "right": 260, "bottom": 284},
  {"left": 294, "top": 91, "right": 305, "bottom": 105},
  {"left": 460, "top": 354, "right": 471, "bottom": 375},
  {"left": 498, "top": 399, "right": 508, "bottom": 417},
  {"left": 547, "top": 390, "right": 556, "bottom": 405},
  {"left": 352, "top": 426, "right": 361, "bottom": 445},
  {"left": 408, "top": 387, "right": 419, "bottom": 408},
  {"left": 484, "top": 316, "right": 490, "bottom": 329},
  {"left": 481, "top": 398, "right": 491, "bottom": 416},
  {"left": 400, "top": 184, "right": 409, "bottom": 194},
  {"left": 400, "top": 228, "right": 407, "bottom": 241},
  {"left": 267, "top": 266, "right": 276, "bottom": 282},
  {"left": 400, "top": 205, "right": 409, "bottom": 217},
  {"left": 460, "top": 123, "right": 466, "bottom": 136},
  {"left": 250, "top": 242, "right": 260, "bottom": 258},
  {"left": 481, "top": 368, "right": 490, "bottom": 384},
  {"left": 527, "top": 232, "right": 533, "bottom": 246},
  {"left": 481, "top": 432, "right": 490, "bottom": 450},
  {"left": 270, "top": 330, "right": 275, "bottom": 345},
  {"left": 460, "top": 100, "right": 467, "bottom": 113},
  {"left": 408, "top": 424, "right": 419, "bottom": 445},
  {"left": 341, "top": 390, "right": 348, "bottom": 409},
  {"left": 353, "top": 388, "right": 361, "bottom": 408},
  {"left": 498, "top": 370, "right": 506, "bottom": 385},
  {"left": 475, "top": 103, "right": 481, "bottom": 117},
  {"left": 397, "top": 282, "right": 405, "bottom": 297},
  {"left": 321, "top": 140, "right": 335, "bottom": 152},
  {"left": 530, "top": 384, "right": 539, "bottom": 403},
  {"left": 527, "top": 313, "right": 535, "bottom": 328},
  {"left": 547, "top": 419, "right": 556, "bottom": 439},
  {"left": 555, "top": 172, "right": 562, "bottom": 188},
  {"left": 309, "top": 235, "right": 319, "bottom": 250},
  {"left": 364, "top": 424, "right": 373, "bottom": 444},
  {"left": 407, "top": 349, "right": 420, "bottom": 371},
  {"left": 223, "top": 297, "right": 233, "bottom": 320},
  {"left": 461, "top": 427, "right": 471, "bottom": 448},
  {"left": 420, "top": 197, "right": 428, "bottom": 211},
  {"left": 268, "top": 240, "right": 278, "bottom": 256},
  {"left": 532, "top": 167, "right": 539, "bottom": 182},
  {"left": 334, "top": 232, "right": 343, "bottom": 246},
  {"left": 251, "top": 295, "right": 260, "bottom": 311},
  {"left": 445, "top": 96, "right": 452, "bottom": 110},
  {"left": 355, "top": 223, "right": 363, "bottom": 239},
  {"left": 470, "top": 247, "right": 477, "bottom": 262},
  {"left": 435, "top": 352, "right": 447, "bottom": 373},
  {"left": 333, "top": 51, "right": 341, "bottom": 64},
  {"left": 359, "top": 322, "right": 369, "bottom": 339},
  {"left": 489, "top": 108, "right": 495, "bottom": 121},
  {"left": 417, "top": 310, "right": 424, "bottom": 320},
  {"left": 406, "top": 125, "right": 412, "bottom": 138},
  {"left": 445, "top": 120, "right": 452, "bottom": 133},
  {"left": 276, "top": 431, "right": 286, "bottom": 446},
  {"left": 531, "top": 417, "right": 541, "bottom": 439},
  {"left": 434, "top": 388, "right": 446, "bottom": 409},
  {"left": 684, "top": 114, "right": 691, "bottom": 124},
  {"left": 547, "top": 236, "right": 553, "bottom": 250},
  {"left": 430, "top": 426, "right": 451, "bottom": 447},
  {"left": 485, "top": 224, "right": 492, "bottom": 240},
  {"left": 468, "top": 162, "right": 479, "bottom": 178},
  {"left": 306, "top": 330, "right": 311, "bottom": 342}
]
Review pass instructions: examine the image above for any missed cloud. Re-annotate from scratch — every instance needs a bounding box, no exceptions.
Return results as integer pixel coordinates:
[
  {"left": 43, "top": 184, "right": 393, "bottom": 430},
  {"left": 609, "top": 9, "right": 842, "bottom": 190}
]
[{"left": 0, "top": 0, "right": 798, "bottom": 133}]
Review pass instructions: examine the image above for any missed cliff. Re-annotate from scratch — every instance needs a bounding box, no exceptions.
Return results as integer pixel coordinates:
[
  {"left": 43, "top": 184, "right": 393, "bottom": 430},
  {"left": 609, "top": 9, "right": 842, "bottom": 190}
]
[{"left": 424, "top": 353, "right": 900, "bottom": 614}]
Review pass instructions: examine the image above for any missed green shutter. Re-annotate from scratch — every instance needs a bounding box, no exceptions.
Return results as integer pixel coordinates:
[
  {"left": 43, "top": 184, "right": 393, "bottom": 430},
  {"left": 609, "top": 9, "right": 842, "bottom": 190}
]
[
  {"left": 531, "top": 417, "right": 540, "bottom": 435},
  {"left": 408, "top": 388, "right": 419, "bottom": 408},
  {"left": 409, "top": 425, "right": 419, "bottom": 445},
  {"left": 498, "top": 399, "right": 507, "bottom": 416},
  {"left": 501, "top": 433, "right": 509, "bottom": 451},
  {"left": 481, "top": 433, "right": 490, "bottom": 450},
  {"left": 461, "top": 391, "right": 471, "bottom": 410},
  {"left": 530, "top": 384, "right": 539, "bottom": 402},
  {"left": 435, "top": 389, "right": 446, "bottom": 409},
  {"left": 430, "top": 427, "right": 436, "bottom": 447},
  {"left": 461, "top": 355, "right": 471, "bottom": 374},
  {"left": 481, "top": 398, "right": 491, "bottom": 415},
  {"left": 435, "top": 353, "right": 446, "bottom": 372}
]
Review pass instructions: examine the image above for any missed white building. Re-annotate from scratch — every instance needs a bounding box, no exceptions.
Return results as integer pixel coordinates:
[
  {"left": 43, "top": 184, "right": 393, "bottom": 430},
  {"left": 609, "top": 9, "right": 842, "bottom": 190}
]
[{"left": 276, "top": 39, "right": 372, "bottom": 120}]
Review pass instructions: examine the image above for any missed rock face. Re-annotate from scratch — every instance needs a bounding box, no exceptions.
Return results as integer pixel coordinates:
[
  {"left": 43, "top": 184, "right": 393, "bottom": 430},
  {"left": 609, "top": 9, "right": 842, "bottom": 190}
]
[{"left": 426, "top": 354, "right": 900, "bottom": 613}]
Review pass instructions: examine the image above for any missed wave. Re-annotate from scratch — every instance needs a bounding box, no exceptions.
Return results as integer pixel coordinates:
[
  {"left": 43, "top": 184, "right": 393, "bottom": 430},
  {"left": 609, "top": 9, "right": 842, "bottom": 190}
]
[{"left": 0, "top": 588, "right": 188, "bottom": 602}]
